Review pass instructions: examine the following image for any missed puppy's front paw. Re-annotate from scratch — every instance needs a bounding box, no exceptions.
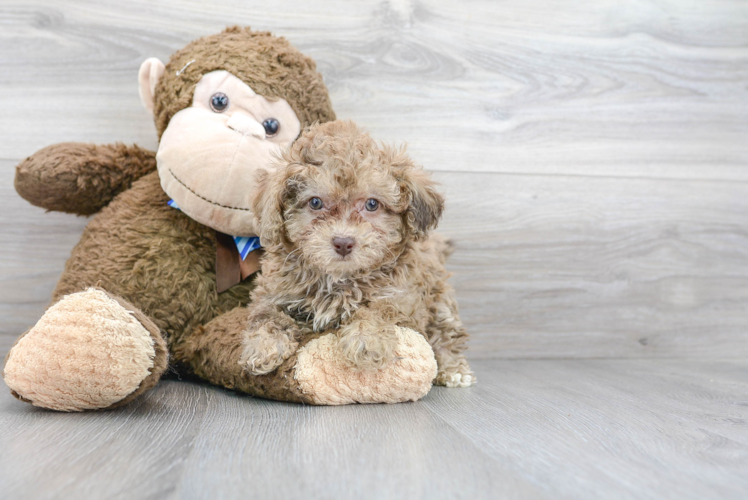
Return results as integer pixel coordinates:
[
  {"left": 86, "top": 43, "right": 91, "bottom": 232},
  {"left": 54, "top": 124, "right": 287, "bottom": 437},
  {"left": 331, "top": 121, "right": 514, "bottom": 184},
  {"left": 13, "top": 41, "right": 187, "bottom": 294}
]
[
  {"left": 241, "top": 325, "right": 298, "bottom": 375},
  {"left": 337, "top": 321, "right": 397, "bottom": 371}
]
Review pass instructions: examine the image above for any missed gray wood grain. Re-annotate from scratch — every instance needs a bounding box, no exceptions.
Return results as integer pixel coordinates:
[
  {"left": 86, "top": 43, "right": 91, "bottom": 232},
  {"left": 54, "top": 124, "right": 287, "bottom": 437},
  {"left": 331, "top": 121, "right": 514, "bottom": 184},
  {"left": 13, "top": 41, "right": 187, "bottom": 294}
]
[
  {"left": 438, "top": 171, "right": 748, "bottom": 358},
  {"left": 0, "top": 359, "right": 746, "bottom": 500},
  {"left": 1, "top": 1, "right": 746, "bottom": 180},
  {"left": 422, "top": 358, "right": 748, "bottom": 500}
]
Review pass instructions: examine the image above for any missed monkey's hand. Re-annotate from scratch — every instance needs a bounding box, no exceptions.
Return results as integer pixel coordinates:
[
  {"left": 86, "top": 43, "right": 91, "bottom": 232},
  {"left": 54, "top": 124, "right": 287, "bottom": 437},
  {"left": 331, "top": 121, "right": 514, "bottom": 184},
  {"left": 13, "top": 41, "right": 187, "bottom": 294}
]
[{"left": 15, "top": 142, "right": 156, "bottom": 215}]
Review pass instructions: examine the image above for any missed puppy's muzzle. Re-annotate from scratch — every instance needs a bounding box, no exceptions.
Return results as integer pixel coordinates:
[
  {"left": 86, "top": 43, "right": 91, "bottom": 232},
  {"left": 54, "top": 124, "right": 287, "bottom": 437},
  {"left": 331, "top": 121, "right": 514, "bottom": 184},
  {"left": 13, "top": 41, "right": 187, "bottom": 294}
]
[{"left": 332, "top": 237, "right": 355, "bottom": 257}]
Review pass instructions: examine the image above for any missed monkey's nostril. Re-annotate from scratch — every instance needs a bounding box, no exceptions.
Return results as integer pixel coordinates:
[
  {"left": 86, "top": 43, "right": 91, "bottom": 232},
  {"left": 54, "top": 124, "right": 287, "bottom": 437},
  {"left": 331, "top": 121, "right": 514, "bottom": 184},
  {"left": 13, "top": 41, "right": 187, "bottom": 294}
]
[{"left": 332, "top": 237, "right": 355, "bottom": 257}]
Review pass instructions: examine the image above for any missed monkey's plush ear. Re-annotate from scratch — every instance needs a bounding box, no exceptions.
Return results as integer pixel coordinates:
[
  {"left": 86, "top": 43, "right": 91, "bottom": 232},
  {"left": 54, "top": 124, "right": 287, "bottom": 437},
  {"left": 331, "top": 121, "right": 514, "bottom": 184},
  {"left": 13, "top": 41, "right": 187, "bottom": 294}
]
[
  {"left": 138, "top": 58, "right": 166, "bottom": 115},
  {"left": 251, "top": 167, "right": 295, "bottom": 250},
  {"left": 401, "top": 167, "right": 445, "bottom": 239}
]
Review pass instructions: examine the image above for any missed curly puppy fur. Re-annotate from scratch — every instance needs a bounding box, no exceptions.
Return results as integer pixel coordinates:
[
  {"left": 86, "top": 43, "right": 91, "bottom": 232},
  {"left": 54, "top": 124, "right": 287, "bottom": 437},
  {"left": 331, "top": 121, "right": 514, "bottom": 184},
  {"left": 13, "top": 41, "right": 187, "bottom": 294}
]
[{"left": 242, "top": 120, "right": 474, "bottom": 387}]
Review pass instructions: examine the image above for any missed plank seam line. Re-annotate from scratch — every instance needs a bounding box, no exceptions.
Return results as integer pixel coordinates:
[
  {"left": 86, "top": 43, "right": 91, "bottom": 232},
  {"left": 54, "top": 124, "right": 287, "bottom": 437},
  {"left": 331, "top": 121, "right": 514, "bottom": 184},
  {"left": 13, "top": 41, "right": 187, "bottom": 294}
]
[{"left": 433, "top": 169, "right": 748, "bottom": 185}]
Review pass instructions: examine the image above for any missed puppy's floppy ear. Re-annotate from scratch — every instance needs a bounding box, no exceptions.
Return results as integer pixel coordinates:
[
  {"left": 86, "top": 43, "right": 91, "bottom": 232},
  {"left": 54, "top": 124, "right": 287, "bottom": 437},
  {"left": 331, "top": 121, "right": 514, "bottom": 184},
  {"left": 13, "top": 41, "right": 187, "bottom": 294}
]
[
  {"left": 398, "top": 164, "right": 445, "bottom": 239},
  {"left": 251, "top": 167, "right": 294, "bottom": 249}
]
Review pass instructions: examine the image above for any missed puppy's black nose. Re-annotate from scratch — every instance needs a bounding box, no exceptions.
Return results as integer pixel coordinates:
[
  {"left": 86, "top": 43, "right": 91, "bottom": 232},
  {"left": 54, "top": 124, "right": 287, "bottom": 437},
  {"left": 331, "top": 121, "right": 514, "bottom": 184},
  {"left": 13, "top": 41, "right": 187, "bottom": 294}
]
[{"left": 333, "top": 237, "right": 355, "bottom": 257}]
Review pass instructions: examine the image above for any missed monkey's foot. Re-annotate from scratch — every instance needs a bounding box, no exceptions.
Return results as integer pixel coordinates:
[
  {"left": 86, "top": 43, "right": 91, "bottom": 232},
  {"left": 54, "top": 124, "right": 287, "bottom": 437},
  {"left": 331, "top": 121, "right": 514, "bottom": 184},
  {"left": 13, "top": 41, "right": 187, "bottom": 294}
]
[
  {"left": 2, "top": 288, "right": 168, "bottom": 411},
  {"left": 293, "top": 326, "right": 438, "bottom": 405}
]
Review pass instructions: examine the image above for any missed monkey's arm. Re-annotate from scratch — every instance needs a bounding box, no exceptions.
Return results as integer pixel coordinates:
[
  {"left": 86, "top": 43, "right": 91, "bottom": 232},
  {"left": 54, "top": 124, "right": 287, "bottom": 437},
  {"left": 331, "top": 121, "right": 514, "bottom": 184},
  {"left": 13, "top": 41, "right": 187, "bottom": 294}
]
[{"left": 15, "top": 142, "right": 157, "bottom": 215}]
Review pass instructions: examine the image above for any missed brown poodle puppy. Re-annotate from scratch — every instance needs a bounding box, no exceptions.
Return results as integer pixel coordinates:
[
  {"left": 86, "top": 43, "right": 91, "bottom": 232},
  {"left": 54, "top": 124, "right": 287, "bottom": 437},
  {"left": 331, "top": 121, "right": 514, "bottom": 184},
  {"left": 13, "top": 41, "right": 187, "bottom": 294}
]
[{"left": 241, "top": 120, "right": 474, "bottom": 388}]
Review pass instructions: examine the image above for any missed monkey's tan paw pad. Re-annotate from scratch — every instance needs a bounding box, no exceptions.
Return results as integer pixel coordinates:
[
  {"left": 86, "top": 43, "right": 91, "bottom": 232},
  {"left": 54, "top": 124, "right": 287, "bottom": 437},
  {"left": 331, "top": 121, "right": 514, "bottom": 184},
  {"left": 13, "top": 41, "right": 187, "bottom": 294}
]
[
  {"left": 294, "top": 326, "right": 437, "bottom": 405},
  {"left": 2, "top": 288, "right": 166, "bottom": 411}
]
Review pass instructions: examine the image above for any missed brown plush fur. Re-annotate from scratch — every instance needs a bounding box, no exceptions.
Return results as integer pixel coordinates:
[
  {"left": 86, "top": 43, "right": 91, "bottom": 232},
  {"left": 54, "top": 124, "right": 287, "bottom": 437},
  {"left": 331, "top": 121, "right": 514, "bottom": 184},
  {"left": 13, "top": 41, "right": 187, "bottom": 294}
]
[
  {"left": 15, "top": 143, "right": 156, "bottom": 215},
  {"left": 173, "top": 306, "right": 323, "bottom": 404},
  {"left": 6, "top": 28, "right": 340, "bottom": 408},
  {"left": 51, "top": 170, "right": 257, "bottom": 364},
  {"left": 154, "top": 26, "right": 336, "bottom": 139},
  {"left": 242, "top": 121, "right": 474, "bottom": 386}
]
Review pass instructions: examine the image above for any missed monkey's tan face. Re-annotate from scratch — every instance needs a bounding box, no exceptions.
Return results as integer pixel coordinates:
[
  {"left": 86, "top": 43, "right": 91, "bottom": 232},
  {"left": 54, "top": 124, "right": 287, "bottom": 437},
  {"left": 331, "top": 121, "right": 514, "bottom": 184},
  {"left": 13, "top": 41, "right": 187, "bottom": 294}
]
[
  {"left": 283, "top": 165, "right": 406, "bottom": 277},
  {"left": 156, "top": 71, "right": 301, "bottom": 236}
]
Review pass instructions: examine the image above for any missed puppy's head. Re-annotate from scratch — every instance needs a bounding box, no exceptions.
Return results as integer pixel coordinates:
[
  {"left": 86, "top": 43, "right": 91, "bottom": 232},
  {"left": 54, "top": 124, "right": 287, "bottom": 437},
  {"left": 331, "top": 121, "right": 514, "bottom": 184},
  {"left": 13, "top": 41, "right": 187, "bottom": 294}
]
[{"left": 252, "top": 120, "right": 444, "bottom": 275}]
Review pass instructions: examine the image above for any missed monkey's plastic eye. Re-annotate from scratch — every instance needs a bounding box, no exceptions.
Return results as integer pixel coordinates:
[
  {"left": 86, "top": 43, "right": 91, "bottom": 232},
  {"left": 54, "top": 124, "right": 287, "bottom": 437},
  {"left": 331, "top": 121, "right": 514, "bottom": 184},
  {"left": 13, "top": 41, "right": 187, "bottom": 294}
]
[
  {"left": 210, "top": 93, "right": 229, "bottom": 112},
  {"left": 309, "top": 197, "right": 323, "bottom": 210},
  {"left": 365, "top": 198, "right": 379, "bottom": 211},
  {"left": 263, "top": 118, "right": 280, "bottom": 137}
]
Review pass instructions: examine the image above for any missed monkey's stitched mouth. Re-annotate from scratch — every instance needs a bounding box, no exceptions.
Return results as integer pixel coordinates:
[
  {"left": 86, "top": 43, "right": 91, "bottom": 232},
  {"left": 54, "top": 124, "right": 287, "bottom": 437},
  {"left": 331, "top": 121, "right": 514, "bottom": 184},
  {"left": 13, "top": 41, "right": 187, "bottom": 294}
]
[{"left": 167, "top": 167, "right": 251, "bottom": 212}]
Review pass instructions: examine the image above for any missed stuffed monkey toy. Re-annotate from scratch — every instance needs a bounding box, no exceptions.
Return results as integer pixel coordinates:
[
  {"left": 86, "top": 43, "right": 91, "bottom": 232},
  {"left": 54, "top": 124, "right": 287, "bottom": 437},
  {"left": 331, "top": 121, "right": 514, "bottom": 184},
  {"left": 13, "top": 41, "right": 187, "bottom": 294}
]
[{"left": 2, "top": 27, "right": 437, "bottom": 411}]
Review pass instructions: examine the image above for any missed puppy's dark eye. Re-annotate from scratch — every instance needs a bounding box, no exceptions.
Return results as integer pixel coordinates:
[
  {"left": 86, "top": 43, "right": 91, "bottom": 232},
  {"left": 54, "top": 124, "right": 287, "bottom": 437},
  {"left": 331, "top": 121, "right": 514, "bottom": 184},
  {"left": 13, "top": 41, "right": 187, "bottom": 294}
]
[
  {"left": 263, "top": 118, "right": 280, "bottom": 137},
  {"left": 365, "top": 198, "right": 379, "bottom": 212},
  {"left": 309, "top": 197, "right": 323, "bottom": 210},
  {"left": 210, "top": 92, "right": 229, "bottom": 112}
]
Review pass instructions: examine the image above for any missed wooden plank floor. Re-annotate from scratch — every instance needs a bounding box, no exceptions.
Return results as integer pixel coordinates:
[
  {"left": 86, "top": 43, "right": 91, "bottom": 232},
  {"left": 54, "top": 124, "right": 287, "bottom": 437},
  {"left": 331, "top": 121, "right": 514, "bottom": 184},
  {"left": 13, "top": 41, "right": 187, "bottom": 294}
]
[
  {"left": 1, "top": 1, "right": 747, "bottom": 498},
  {"left": 1, "top": 359, "right": 747, "bottom": 500}
]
